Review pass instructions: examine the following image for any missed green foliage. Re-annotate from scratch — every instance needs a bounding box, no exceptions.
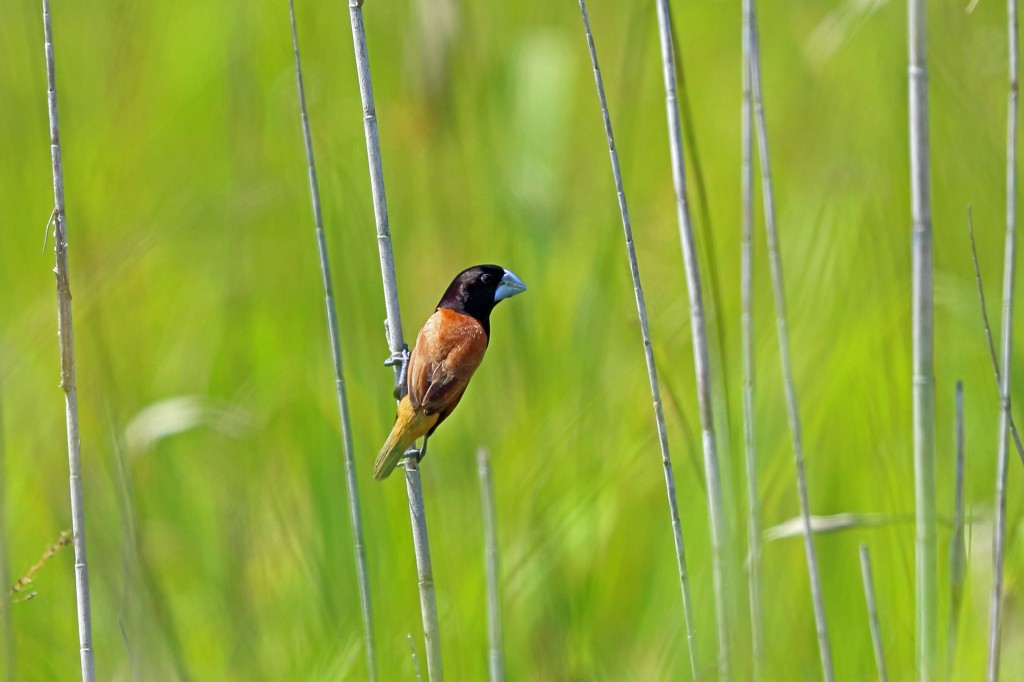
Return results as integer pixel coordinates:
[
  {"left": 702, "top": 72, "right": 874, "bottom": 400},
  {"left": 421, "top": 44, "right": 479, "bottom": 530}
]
[{"left": 0, "top": 0, "right": 1021, "bottom": 678}]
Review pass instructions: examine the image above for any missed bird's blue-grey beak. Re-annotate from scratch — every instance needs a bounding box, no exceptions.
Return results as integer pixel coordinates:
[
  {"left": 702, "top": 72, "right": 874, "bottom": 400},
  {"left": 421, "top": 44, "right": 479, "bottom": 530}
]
[{"left": 494, "top": 269, "right": 527, "bottom": 302}]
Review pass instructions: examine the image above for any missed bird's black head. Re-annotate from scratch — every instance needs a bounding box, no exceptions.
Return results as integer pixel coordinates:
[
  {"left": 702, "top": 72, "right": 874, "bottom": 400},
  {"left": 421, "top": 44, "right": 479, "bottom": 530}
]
[{"left": 436, "top": 264, "right": 527, "bottom": 335}]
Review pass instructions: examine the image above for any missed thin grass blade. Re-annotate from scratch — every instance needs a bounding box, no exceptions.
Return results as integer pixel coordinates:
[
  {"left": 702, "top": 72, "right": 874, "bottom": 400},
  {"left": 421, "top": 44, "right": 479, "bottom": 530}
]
[
  {"left": 41, "top": 2, "right": 96, "bottom": 678},
  {"left": 652, "top": 1, "right": 731, "bottom": 675},
  {"left": 907, "top": 0, "right": 938, "bottom": 676},
  {"left": 859, "top": 544, "right": 889, "bottom": 682},
  {"left": 949, "top": 381, "right": 966, "bottom": 672},
  {"left": 740, "top": 0, "right": 763, "bottom": 674},
  {"left": 746, "top": 2, "right": 834, "bottom": 677},
  {"left": 988, "top": 0, "right": 1019, "bottom": 677},
  {"left": 577, "top": 2, "right": 699, "bottom": 676},
  {"left": 288, "top": 2, "right": 376, "bottom": 677},
  {"left": 346, "top": 6, "right": 443, "bottom": 678},
  {"left": 477, "top": 449, "right": 505, "bottom": 682}
]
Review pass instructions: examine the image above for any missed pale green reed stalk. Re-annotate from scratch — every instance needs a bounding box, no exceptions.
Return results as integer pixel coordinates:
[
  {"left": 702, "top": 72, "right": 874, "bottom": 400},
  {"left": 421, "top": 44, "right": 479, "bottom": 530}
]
[
  {"left": 346, "top": 2, "right": 442, "bottom": 679},
  {"left": 288, "top": 2, "right": 376, "bottom": 678},
  {"left": 988, "top": 1, "right": 1019, "bottom": 678},
  {"left": 740, "top": 0, "right": 763, "bottom": 675},
  {"left": 652, "top": 1, "right": 730, "bottom": 675},
  {"left": 577, "top": 1, "right": 700, "bottom": 677},
  {"left": 747, "top": 2, "right": 834, "bottom": 678},
  {"left": 477, "top": 449, "right": 505, "bottom": 682},
  {"left": 968, "top": 207, "right": 1024, "bottom": 465},
  {"left": 859, "top": 543, "right": 889, "bottom": 682},
  {"left": 948, "top": 381, "right": 966, "bottom": 670},
  {"left": 907, "top": 0, "right": 937, "bottom": 677},
  {"left": 41, "top": 2, "right": 96, "bottom": 679}
]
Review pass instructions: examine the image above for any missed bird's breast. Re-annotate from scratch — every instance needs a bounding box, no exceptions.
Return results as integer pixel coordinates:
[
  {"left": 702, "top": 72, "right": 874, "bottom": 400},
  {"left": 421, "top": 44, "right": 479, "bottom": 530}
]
[
  {"left": 420, "top": 308, "right": 488, "bottom": 368},
  {"left": 406, "top": 308, "right": 488, "bottom": 411}
]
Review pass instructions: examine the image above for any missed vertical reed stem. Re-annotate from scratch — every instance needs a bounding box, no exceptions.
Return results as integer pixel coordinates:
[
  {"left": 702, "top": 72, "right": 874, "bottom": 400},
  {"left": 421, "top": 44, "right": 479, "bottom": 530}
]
[
  {"left": 477, "top": 449, "right": 505, "bottom": 682},
  {"left": 41, "top": 3, "right": 96, "bottom": 679},
  {"left": 347, "top": 1, "right": 404, "bottom": 355},
  {"left": 949, "top": 381, "right": 966, "bottom": 670},
  {"left": 907, "top": 0, "right": 937, "bottom": 676},
  {"left": 652, "top": 2, "right": 730, "bottom": 675},
  {"left": 740, "top": 0, "right": 763, "bottom": 675},
  {"left": 859, "top": 544, "right": 889, "bottom": 682},
  {"left": 968, "top": 208, "right": 1024, "bottom": 464},
  {"left": 667, "top": 21, "right": 735, "bottom": 473},
  {"left": 577, "top": 2, "right": 699, "bottom": 676},
  {"left": 288, "top": 2, "right": 376, "bottom": 678},
  {"left": 346, "top": 2, "right": 442, "bottom": 679},
  {"left": 403, "top": 462, "right": 440, "bottom": 681},
  {"left": 988, "top": 1, "right": 1019, "bottom": 678},
  {"left": 746, "top": 3, "right": 834, "bottom": 678}
]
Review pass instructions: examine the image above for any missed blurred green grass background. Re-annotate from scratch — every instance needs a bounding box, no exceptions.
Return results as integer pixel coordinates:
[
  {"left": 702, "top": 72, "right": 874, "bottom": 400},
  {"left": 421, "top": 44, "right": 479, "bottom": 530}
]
[{"left": 1, "top": 0, "right": 1023, "bottom": 679}]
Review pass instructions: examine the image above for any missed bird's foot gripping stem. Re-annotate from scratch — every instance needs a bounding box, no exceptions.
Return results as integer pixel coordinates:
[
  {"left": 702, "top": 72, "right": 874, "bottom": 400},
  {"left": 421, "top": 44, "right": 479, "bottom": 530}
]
[
  {"left": 384, "top": 344, "right": 411, "bottom": 397},
  {"left": 399, "top": 437, "right": 429, "bottom": 469}
]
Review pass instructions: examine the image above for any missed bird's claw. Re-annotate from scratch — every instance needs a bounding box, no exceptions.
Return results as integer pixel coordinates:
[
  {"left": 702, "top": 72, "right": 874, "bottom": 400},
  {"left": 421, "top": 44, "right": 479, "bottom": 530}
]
[
  {"left": 399, "top": 447, "right": 425, "bottom": 469},
  {"left": 384, "top": 345, "right": 410, "bottom": 368},
  {"left": 399, "top": 437, "right": 428, "bottom": 468},
  {"left": 384, "top": 345, "right": 411, "bottom": 395}
]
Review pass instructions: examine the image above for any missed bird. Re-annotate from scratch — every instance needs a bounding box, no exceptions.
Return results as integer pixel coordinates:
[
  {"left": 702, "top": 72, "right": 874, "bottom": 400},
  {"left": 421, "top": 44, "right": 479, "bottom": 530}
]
[{"left": 373, "top": 265, "right": 527, "bottom": 480}]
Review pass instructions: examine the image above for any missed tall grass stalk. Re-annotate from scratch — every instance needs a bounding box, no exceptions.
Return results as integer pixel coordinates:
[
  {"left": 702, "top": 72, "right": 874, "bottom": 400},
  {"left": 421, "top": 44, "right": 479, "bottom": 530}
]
[
  {"left": 666, "top": 19, "right": 735, "bottom": 471},
  {"left": 476, "top": 449, "right": 505, "bottom": 682},
  {"left": 577, "top": 2, "right": 699, "bottom": 677},
  {"left": 859, "top": 543, "right": 889, "bottom": 682},
  {"left": 0, "top": 390, "right": 14, "bottom": 682},
  {"left": 346, "top": 2, "right": 442, "bottom": 679},
  {"left": 907, "top": 0, "right": 937, "bottom": 676},
  {"left": 41, "top": 2, "right": 95, "bottom": 679},
  {"left": 652, "top": 2, "right": 730, "bottom": 675},
  {"left": 968, "top": 208, "right": 1024, "bottom": 464},
  {"left": 403, "top": 463, "right": 440, "bottom": 681},
  {"left": 948, "top": 381, "right": 966, "bottom": 670},
  {"left": 740, "top": 0, "right": 763, "bottom": 674},
  {"left": 746, "top": 3, "right": 834, "bottom": 678},
  {"left": 288, "top": 2, "right": 376, "bottom": 678},
  {"left": 347, "top": 2, "right": 404, "bottom": 353},
  {"left": 988, "top": 0, "right": 1019, "bottom": 677}
]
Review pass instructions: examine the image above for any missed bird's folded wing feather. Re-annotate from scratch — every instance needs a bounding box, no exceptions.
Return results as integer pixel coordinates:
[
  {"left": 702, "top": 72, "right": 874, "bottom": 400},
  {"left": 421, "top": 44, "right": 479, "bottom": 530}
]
[{"left": 408, "top": 308, "right": 487, "bottom": 414}]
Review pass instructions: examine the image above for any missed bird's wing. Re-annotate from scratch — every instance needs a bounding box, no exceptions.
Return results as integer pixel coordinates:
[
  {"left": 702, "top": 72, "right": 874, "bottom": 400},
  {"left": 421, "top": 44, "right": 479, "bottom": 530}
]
[
  {"left": 406, "top": 319, "right": 434, "bottom": 411},
  {"left": 407, "top": 308, "right": 487, "bottom": 415}
]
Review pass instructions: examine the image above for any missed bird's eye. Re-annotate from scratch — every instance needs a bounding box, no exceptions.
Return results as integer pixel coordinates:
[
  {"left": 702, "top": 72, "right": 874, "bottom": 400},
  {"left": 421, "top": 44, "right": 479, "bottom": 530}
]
[{"left": 480, "top": 273, "right": 493, "bottom": 284}]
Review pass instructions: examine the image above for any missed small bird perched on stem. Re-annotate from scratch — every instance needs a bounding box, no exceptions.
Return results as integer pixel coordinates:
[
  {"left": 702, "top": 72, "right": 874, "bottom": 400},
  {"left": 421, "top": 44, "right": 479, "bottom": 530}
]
[{"left": 374, "top": 265, "right": 527, "bottom": 480}]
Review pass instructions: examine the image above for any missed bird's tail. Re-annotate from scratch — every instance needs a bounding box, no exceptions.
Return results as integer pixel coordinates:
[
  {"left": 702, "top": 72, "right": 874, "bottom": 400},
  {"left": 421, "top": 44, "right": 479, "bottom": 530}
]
[{"left": 374, "top": 397, "right": 437, "bottom": 480}]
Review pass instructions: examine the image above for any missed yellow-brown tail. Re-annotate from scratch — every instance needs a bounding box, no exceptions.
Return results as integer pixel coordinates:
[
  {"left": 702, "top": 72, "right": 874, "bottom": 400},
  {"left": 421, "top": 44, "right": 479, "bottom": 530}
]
[{"left": 374, "top": 397, "right": 439, "bottom": 480}]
